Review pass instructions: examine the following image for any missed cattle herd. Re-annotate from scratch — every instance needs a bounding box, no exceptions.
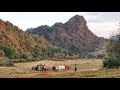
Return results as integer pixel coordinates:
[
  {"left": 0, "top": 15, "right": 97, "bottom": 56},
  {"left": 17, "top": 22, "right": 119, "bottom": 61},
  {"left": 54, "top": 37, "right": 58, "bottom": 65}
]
[{"left": 32, "top": 64, "right": 71, "bottom": 72}]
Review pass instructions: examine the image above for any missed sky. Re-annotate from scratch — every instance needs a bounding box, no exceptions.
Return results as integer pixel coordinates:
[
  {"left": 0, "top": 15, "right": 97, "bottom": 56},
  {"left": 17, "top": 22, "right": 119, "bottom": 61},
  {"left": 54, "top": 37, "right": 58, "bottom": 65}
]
[{"left": 0, "top": 12, "right": 120, "bottom": 39}]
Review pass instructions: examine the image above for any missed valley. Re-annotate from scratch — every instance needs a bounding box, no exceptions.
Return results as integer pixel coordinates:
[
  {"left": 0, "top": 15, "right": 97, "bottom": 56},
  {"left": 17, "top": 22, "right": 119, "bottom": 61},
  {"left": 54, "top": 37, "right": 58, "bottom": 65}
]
[{"left": 0, "top": 13, "right": 114, "bottom": 78}]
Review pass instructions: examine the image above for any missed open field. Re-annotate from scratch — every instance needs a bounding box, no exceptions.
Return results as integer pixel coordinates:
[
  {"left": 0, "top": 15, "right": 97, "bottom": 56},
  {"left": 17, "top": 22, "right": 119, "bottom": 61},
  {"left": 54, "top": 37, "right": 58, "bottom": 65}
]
[
  {"left": 14, "top": 59, "right": 103, "bottom": 70},
  {"left": 2, "top": 58, "right": 120, "bottom": 78},
  {"left": 31, "top": 69, "right": 120, "bottom": 78}
]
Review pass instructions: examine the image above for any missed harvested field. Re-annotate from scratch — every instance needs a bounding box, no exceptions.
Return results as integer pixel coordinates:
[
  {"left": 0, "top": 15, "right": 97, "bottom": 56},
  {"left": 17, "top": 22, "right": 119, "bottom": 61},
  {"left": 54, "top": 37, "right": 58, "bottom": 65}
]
[{"left": 0, "top": 59, "right": 105, "bottom": 78}]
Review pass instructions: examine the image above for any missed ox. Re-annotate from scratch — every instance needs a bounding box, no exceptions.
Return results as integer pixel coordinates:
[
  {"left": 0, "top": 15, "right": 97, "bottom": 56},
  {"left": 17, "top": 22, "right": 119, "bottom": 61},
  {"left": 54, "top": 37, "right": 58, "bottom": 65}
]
[
  {"left": 52, "top": 65, "right": 65, "bottom": 72},
  {"left": 32, "top": 64, "right": 47, "bottom": 72}
]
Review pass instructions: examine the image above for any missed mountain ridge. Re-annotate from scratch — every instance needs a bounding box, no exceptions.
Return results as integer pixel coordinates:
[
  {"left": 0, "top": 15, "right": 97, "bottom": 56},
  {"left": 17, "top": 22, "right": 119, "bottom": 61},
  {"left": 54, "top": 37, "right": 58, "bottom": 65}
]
[{"left": 26, "top": 15, "right": 105, "bottom": 53}]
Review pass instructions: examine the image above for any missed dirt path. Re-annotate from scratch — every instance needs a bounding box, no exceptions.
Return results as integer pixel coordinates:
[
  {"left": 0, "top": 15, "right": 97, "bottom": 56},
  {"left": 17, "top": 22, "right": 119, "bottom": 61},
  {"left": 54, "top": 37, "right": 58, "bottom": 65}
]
[{"left": 0, "top": 68, "right": 99, "bottom": 78}]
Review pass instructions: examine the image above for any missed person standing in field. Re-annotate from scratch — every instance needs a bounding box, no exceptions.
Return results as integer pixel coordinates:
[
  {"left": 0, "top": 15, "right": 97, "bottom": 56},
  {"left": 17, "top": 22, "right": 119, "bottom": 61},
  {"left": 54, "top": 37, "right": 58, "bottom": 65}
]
[{"left": 75, "top": 64, "right": 77, "bottom": 71}]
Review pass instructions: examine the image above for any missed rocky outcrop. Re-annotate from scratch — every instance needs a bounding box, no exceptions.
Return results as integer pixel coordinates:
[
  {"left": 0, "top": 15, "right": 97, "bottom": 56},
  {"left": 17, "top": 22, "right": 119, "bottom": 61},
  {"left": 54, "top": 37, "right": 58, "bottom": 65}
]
[{"left": 26, "top": 15, "right": 105, "bottom": 53}]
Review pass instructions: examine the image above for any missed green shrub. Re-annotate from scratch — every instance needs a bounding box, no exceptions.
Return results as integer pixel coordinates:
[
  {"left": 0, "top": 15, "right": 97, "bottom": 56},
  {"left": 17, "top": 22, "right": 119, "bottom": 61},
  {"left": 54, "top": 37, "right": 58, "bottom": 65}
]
[
  {"left": 41, "top": 56, "right": 48, "bottom": 60},
  {"left": 0, "top": 60, "right": 14, "bottom": 67},
  {"left": 0, "top": 36, "right": 3, "bottom": 40},
  {"left": 78, "top": 53, "right": 89, "bottom": 58},
  {"left": 0, "top": 49, "right": 5, "bottom": 57},
  {"left": 85, "top": 54, "right": 94, "bottom": 58},
  {"left": 102, "top": 26, "right": 120, "bottom": 68},
  {"left": 0, "top": 45, "right": 16, "bottom": 58},
  {"left": 97, "top": 54, "right": 105, "bottom": 59},
  {"left": 20, "top": 53, "right": 27, "bottom": 59},
  {"left": 9, "top": 53, "right": 20, "bottom": 59},
  {"left": 103, "top": 54, "right": 120, "bottom": 68},
  {"left": 68, "top": 51, "right": 73, "bottom": 56}
]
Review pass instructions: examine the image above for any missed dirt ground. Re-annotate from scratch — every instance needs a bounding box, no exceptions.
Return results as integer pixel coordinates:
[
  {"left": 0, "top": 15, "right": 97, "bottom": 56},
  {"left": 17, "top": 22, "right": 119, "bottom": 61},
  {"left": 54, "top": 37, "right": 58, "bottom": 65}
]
[{"left": 0, "top": 68, "right": 99, "bottom": 78}]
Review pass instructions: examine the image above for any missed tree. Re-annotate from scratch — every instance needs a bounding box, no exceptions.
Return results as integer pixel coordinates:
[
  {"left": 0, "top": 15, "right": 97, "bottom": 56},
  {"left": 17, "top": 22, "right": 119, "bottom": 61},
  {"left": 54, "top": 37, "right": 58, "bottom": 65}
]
[
  {"left": 103, "top": 54, "right": 120, "bottom": 68},
  {"left": 9, "top": 53, "right": 20, "bottom": 59},
  {"left": 54, "top": 47, "right": 61, "bottom": 54},
  {"left": 107, "top": 23, "right": 120, "bottom": 56},
  {"left": 97, "top": 54, "right": 105, "bottom": 59},
  {"left": 86, "top": 54, "right": 94, "bottom": 58},
  {"left": 78, "top": 53, "right": 89, "bottom": 58},
  {"left": 103, "top": 22, "right": 120, "bottom": 68},
  {"left": 68, "top": 51, "right": 73, "bottom": 56},
  {"left": 62, "top": 50, "right": 68, "bottom": 58},
  {"left": 20, "top": 53, "right": 29, "bottom": 59},
  {"left": 0, "top": 45, "right": 16, "bottom": 58},
  {"left": 46, "top": 46, "right": 54, "bottom": 58},
  {"left": 32, "top": 45, "right": 42, "bottom": 58}
]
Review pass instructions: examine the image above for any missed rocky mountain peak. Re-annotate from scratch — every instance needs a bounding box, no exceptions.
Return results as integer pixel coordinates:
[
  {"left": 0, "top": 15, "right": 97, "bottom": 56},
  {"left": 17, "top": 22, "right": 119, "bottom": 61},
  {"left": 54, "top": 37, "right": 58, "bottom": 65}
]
[
  {"left": 26, "top": 15, "right": 104, "bottom": 53},
  {"left": 65, "top": 15, "right": 87, "bottom": 26}
]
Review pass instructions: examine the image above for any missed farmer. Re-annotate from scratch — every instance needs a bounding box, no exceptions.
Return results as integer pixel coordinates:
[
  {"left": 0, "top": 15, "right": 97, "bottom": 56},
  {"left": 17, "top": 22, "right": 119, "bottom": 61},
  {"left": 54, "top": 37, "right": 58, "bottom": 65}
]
[{"left": 75, "top": 64, "right": 77, "bottom": 71}]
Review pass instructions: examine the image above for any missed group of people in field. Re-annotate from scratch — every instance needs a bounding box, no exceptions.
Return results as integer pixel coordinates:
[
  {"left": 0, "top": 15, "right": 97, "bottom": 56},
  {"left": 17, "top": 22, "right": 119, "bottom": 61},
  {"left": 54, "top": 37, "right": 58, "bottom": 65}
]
[{"left": 32, "top": 64, "right": 77, "bottom": 72}]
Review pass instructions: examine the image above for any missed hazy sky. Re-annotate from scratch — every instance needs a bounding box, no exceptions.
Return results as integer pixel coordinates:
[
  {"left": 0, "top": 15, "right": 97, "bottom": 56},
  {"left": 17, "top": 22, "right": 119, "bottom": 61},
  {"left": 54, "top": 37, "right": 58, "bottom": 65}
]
[{"left": 0, "top": 12, "right": 119, "bottom": 39}]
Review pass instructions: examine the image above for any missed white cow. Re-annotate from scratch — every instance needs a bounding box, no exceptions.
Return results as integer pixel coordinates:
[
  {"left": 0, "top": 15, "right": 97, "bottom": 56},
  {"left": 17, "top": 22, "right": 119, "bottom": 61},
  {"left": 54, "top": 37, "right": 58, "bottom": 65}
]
[{"left": 54, "top": 65, "right": 65, "bottom": 72}]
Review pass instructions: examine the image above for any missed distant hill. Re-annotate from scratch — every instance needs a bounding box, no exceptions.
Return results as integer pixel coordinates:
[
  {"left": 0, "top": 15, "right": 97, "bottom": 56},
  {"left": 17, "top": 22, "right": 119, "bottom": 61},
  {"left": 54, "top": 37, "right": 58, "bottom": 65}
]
[
  {"left": 0, "top": 14, "right": 106, "bottom": 59},
  {"left": 26, "top": 15, "right": 105, "bottom": 53},
  {"left": 0, "top": 18, "right": 53, "bottom": 54},
  {"left": 110, "top": 35, "right": 120, "bottom": 40},
  {"left": 0, "top": 19, "right": 37, "bottom": 53}
]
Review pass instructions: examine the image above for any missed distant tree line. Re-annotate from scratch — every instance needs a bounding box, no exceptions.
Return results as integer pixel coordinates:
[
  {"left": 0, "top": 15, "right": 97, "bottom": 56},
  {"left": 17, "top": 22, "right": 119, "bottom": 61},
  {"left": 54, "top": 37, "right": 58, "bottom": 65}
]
[
  {"left": 0, "top": 44, "right": 106, "bottom": 65},
  {"left": 78, "top": 52, "right": 105, "bottom": 59}
]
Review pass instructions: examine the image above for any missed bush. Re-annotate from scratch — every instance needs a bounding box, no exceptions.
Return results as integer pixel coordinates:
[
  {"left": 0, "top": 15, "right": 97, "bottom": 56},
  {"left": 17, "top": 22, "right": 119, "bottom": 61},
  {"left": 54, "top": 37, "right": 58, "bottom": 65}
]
[
  {"left": 68, "top": 51, "right": 73, "bottom": 56},
  {"left": 0, "top": 45, "right": 16, "bottom": 58},
  {"left": 20, "top": 53, "right": 31, "bottom": 60},
  {"left": 103, "top": 54, "right": 120, "bottom": 68},
  {"left": 97, "top": 54, "right": 105, "bottom": 59},
  {"left": 103, "top": 28, "right": 120, "bottom": 68},
  {"left": 78, "top": 53, "right": 92, "bottom": 58},
  {"left": 0, "top": 49, "right": 5, "bottom": 57},
  {"left": 86, "top": 54, "right": 94, "bottom": 58},
  {"left": 0, "top": 36, "right": 3, "bottom": 40},
  {"left": 9, "top": 53, "right": 20, "bottom": 59},
  {"left": 0, "top": 60, "right": 14, "bottom": 67},
  {"left": 32, "top": 45, "right": 42, "bottom": 58}
]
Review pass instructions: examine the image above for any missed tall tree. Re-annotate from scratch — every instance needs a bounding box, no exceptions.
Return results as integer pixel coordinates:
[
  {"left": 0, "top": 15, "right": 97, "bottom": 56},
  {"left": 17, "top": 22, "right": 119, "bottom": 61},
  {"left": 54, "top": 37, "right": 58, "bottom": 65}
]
[{"left": 103, "top": 22, "right": 120, "bottom": 68}]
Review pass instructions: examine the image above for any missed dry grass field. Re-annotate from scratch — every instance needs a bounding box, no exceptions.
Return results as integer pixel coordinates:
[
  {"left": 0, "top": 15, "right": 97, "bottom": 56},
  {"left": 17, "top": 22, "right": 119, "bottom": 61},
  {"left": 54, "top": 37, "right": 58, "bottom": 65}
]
[
  {"left": 14, "top": 59, "right": 103, "bottom": 70},
  {"left": 2, "top": 58, "right": 120, "bottom": 78},
  {"left": 31, "top": 68, "right": 120, "bottom": 78}
]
